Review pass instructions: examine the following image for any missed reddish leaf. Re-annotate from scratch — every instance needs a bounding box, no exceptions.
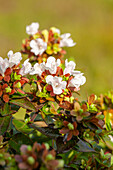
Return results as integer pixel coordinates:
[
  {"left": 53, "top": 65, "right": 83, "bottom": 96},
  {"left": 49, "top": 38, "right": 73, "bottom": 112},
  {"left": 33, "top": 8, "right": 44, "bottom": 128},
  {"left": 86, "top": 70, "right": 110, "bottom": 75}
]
[
  {"left": 59, "top": 128, "right": 69, "bottom": 134},
  {"left": 5, "top": 68, "right": 12, "bottom": 76},
  {"left": 0, "top": 90, "right": 3, "bottom": 97},
  {"left": 67, "top": 131, "right": 73, "bottom": 141},
  {"left": 4, "top": 75, "right": 10, "bottom": 82},
  {"left": 73, "top": 129, "right": 79, "bottom": 136},
  {"left": 9, "top": 89, "right": 16, "bottom": 95},
  {"left": 56, "top": 67, "right": 63, "bottom": 76},
  {"left": 3, "top": 94, "right": 9, "bottom": 103},
  {"left": 73, "top": 121, "right": 77, "bottom": 129},
  {"left": 50, "top": 91, "right": 55, "bottom": 96},
  {"left": 88, "top": 94, "right": 95, "bottom": 105},
  {"left": 63, "top": 121, "right": 69, "bottom": 127},
  {"left": 17, "top": 89, "right": 25, "bottom": 94},
  {"left": 46, "top": 85, "right": 53, "bottom": 91},
  {"left": 81, "top": 103, "right": 87, "bottom": 112},
  {"left": 64, "top": 73, "right": 70, "bottom": 77},
  {"left": 2, "top": 84, "right": 8, "bottom": 90},
  {"left": 0, "top": 75, "right": 3, "bottom": 80}
]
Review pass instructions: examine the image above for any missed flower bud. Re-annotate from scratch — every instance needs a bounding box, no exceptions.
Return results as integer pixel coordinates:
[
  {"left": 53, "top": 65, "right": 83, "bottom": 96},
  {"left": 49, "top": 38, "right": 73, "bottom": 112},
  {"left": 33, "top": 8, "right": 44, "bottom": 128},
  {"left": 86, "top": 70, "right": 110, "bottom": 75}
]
[
  {"left": 68, "top": 123, "right": 74, "bottom": 130},
  {"left": 27, "top": 145, "right": 32, "bottom": 151},
  {"left": 57, "top": 160, "right": 64, "bottom": 168},
  {"left": 5, "top": 86, "right": 12, "bottom": 93},
  {"left": 0, "top": 153, "right": 3, "bottom": 158},
  {"left": 15, "top": 82, "right": 21, "bottom": 88},
  {"left": 46, "top": 154, "right": 54, "bottom": 161},
  {"left": 27, "top": 156, "right": 35, "bottom": 165},
  {"left": 44, "top": 143, "right": 50, "bottom": 150},
  {"left": 81, "top": 159, "right": 85, "bottom": 165}
]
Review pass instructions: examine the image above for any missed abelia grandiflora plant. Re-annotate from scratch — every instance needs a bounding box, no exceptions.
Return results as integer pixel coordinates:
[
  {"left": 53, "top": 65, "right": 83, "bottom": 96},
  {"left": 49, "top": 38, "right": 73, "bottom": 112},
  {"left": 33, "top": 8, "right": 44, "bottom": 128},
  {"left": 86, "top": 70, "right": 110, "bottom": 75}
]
[
  {"left": 20, "top": 56, "right": 86, "bottom": 108},
  {"left": 0, "top": 23, "right": 113, "bottom": 170},
  {"left": 22, "top": 22, "right": 76, "bottom": 64},
  {"left": 0, "top": 50, "right": 28, "bottom": 103}
]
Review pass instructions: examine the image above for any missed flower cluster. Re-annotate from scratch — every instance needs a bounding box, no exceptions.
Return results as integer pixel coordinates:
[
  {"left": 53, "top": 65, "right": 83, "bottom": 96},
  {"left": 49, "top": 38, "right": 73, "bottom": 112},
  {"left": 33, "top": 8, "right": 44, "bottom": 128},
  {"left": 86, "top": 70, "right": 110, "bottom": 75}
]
[
  {"left": 0, "top": 51, "right": 28, "bottom": 103},
  {"left": 22, "top": 22, "right": 76, "bottom": 63},
  {"left": 15, "top": 142, "right": 64, "bottom": 170},
  {"left": 21, "top": 56, "right": 86, "bottom": 107}
]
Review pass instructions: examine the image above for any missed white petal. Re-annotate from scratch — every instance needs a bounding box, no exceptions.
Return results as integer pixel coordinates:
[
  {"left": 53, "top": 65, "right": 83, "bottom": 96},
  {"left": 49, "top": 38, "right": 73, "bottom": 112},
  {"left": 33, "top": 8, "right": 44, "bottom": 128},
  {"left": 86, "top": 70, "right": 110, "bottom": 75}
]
[
  {"left": 26, "top": 22, "right": 39, "bottom": 35},
  {"left": 46, "top": 75, "right": 53, "bottom": 84},
  {"left": 60, "top": 33, "right": 71, "bottom": 39},
  {"left": 7, "top": 50, "right": 13, "bottom": 58},
  {"left": 53, "top": 87, "right": 62, "bottom": 95}
]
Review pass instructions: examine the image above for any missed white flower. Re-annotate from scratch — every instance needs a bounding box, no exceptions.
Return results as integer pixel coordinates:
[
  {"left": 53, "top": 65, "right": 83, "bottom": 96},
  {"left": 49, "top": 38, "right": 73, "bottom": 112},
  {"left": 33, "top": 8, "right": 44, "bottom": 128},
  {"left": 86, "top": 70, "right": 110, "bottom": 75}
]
[
  {"left": 30, "top": 62, "right": 46, "bottom": 77},
  {"left": 45, "top": 56, "right": 61, "bottom": 74},
  {"left": 64, "top": 59, "right": 76, "bottom": 75},
  {"left": 26, "top": 22, "right": 39, "bottom": 35},
  {"left": 7, "top": 50, "right": 22, "bottom": 67},
  {"left": 19, "top": 59, "right": 32, "bottom": 76},
  {"left": 50, "top": 27, "right": 60, "bottom": 35},
  {"left": 46, "top": 75, "right": 67, "bottom": 95},
  {"left": 0, "top": 57, "right": 9, "bottom": 76},
  {"left": 68, "top": 73, "right": 86, "bottom": 90},
  {"left": 59, "top": 33, "right": 76, "bottom": 47},
  {"left": 30, "top": 38, "right": 47, "bottom": 55}
]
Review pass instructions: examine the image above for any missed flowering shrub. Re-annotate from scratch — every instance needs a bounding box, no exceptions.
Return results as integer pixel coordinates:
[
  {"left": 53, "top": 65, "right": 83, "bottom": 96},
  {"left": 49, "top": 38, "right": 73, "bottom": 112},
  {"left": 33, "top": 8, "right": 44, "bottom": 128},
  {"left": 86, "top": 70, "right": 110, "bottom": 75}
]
[{"left": 0, "top": 22, "right": 113, "bottom": 170}]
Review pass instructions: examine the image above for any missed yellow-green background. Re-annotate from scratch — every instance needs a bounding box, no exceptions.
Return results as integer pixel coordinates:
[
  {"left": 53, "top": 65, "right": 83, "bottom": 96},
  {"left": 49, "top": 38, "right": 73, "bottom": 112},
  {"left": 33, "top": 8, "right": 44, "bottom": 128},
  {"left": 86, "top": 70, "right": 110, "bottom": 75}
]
[{"left": 0, "top": 0, "right": 113, "bottom": 100}]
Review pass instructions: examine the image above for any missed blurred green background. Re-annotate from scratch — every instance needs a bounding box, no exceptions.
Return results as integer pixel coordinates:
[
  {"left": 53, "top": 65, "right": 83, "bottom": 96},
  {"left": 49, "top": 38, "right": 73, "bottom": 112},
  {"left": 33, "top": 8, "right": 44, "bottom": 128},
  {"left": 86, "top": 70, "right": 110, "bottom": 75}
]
[{"left": 0, "top": 0, "right": 113, "bottom": 99}]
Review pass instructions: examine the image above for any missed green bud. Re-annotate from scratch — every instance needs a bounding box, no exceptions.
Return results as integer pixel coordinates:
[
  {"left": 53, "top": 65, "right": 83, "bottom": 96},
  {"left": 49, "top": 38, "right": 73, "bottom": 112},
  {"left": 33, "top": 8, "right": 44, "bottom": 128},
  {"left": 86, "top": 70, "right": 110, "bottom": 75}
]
[
  {"left": 57, "top": 160, "right": 64, "bottom": 168},
  {"left": 79, "top": 109, "right": 83, "bottom": 114},
  {"left": 65, "top": 77, "right": 69, "bottom": 81},
  {"left": 87, "top": 166, "right": 91, "bottom": 170},
  {"left": 86, "top": 133, "right": 90, "bottom": 138},
  {"left": 47, "top": 46, "right": 51, "bottom": 50},
  {"left": 81, "top": 159, "right": 85, "bottom": 165},
  {"left": 29, "top": 134, "right": 33, "bottom": 138},
  {"left": 60, "top": 94, "right": 64, "bottom": 98},
  {"left": 84, "top": 164, "right": 86, "bottom": 167},
  {"left": 42, "top": 29, "right": 49, "bottom": 42},
  {"left": 27, "top": 145, "right": 32, "bottom": 151},
  {"left": 80, "top": 165, "right": 84, "bottom": 169},
  {"left": 45, "top": 108, "right": 49, "bottom": 112},
  {"left": 7, "top": 156, "right": 12, "bottom": 161},
  {"left": 70, "top": 96, "right": 74, "bottom": 103},
  {"left": 0, "top": 153, "right": 3, "bottom": 158},
  {"left": 64, "top": 97, "right": 70, "bottom": 102},
  {"left": 25, "top": 117, "right": 31, "bottom": 124},
  {"left": 68, "top": 123, "right": 74, "bottom": 130},
  {"left": 15, "top": 82, "right": 21, "bottom": 88},
  {"left": 27, "top": 156, "right": 35, "bottom": 165},
  {"left": 43, "top": 58, "right": 46, "bottom": 62},
  {"left": 5, "top": 86, "right": 12, "bottom": 93},
  {"left": 33, "top": 34, "right": 39, "bottom": 39},
  {"left": 46, "top": 154, "right": 54, "bottom": 161},
  {"left": 44, "top": 143, "right": 50, "bottom": 150},
  {"left": 14, "top": 72, "right": 21, "bottom": 80}
]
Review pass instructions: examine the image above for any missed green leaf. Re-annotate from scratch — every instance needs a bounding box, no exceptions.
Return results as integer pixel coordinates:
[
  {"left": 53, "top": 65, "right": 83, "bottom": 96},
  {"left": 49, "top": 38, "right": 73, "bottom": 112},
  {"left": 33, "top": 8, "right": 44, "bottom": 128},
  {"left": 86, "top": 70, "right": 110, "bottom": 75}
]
[
  {"left": 76, "top": 139, "right": 96, "bottom": 153},
  {"left": 10, "top": 97, "right": 36, "bottom": 112},
  {"left": 29, "top": 123, "right": 60, "bottom": 139},
  {"left": 13, "top": 119, "right": 32, "bottom": 134},
  {"left": 56, "top": 137, "right": 76, "bottom": 153},
  {"left": 8, "top": 133, "right": 32, "bottom": 153},
  {"left": 0, "top": 103, "right": 12, "bottom": 116},
  {"left": 0, "top": 116, "right": 12, "bottom": 135},
  {"left": 105, "top": 111, "right": 112, "bottom": 131}
]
